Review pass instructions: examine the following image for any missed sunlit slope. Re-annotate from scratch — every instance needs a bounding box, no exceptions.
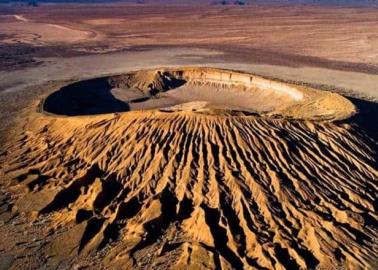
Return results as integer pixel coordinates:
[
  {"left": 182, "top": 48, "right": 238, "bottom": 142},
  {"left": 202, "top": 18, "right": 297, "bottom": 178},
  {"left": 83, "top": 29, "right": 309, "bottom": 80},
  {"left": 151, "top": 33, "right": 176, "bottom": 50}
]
[{"left": 3, "top": 110, "right": 377, "bottom": 269}]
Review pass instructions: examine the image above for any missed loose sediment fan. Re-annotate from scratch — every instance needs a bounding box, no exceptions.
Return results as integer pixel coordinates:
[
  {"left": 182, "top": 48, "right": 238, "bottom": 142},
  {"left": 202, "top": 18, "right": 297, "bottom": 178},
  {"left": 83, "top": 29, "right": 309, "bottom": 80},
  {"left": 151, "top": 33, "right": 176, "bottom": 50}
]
[{"left": 2, "top": 68, "right": 377, "bottom": 269}]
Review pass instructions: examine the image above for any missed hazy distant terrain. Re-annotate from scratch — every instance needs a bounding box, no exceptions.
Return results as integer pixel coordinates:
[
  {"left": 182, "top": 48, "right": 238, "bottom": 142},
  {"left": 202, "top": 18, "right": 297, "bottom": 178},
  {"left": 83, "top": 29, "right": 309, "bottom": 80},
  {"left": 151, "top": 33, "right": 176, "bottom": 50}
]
[{"left": 0, "top": 0, "right": 378, "bottom": 6}]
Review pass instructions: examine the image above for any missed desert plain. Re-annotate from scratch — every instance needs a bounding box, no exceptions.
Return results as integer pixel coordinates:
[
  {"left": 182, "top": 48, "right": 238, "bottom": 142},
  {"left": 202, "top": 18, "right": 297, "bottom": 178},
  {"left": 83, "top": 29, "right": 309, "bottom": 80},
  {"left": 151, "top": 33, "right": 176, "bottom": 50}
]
[{"left": 0, "top": 1, "right": 377, "bottom": 270}]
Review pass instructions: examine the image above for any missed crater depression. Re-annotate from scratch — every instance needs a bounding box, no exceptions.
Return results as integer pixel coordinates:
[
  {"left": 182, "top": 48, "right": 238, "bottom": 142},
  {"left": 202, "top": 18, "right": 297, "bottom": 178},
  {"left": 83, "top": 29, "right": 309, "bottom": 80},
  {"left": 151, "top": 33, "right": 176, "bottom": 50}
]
[{"left": 43, "top": 67, "right": 355, "bottom": 120}]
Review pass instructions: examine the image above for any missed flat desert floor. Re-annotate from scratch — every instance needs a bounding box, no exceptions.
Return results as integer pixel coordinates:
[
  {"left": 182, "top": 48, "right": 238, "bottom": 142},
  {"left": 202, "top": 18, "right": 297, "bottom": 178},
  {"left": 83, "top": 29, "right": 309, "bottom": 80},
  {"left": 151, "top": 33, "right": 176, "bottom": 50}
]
[{"left": 0, "top": 2, "right": 377, "bottom": 270}]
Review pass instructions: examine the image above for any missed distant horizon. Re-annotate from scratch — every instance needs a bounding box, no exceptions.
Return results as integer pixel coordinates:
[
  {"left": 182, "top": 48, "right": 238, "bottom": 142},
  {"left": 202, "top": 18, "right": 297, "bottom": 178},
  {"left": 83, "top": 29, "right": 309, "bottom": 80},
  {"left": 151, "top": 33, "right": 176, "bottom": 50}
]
[{"left": 1, "top": 0, "right": 378, "bottom": 7}]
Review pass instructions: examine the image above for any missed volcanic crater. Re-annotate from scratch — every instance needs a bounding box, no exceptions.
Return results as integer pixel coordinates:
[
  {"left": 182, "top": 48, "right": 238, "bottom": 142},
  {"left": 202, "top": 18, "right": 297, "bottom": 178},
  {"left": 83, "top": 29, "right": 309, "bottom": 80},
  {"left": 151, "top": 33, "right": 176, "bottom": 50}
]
[
  {"left": 2, "top": 68, "right": 377, "bottom": 270},
  {"left": 42, "top": 67, "right": 355, "bottom": 120}
]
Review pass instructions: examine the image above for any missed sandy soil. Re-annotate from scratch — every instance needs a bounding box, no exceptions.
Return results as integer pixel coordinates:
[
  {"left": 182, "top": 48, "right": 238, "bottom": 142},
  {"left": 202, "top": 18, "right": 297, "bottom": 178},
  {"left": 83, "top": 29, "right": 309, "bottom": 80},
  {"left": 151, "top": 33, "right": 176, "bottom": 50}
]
[
  {"left": 0, "top": 2, "right": 377, "bottom": 270},
  {"left": 0, "top": 3, "right": 378, "bottom": 71},
  {"left": 1, "top": 94, "right": 376, "bottom": 269},
  {"left": 0, "top": 15, "right": 94, "bottom": 45}
]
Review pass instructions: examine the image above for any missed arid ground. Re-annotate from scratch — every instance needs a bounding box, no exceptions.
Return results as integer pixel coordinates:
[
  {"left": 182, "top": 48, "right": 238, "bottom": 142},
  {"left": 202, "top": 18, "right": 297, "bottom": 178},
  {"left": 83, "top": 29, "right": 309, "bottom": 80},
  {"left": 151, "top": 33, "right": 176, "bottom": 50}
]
[{"left": 0, "top": 2, "right": 377, "bottom": 270}]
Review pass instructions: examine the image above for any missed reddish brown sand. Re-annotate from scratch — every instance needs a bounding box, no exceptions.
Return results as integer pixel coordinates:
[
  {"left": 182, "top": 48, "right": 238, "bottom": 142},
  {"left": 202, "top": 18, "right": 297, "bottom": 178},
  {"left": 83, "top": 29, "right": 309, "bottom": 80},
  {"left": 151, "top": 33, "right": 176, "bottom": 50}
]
[{"left": 0, "top": 3, "right": 377, "bottom": 70}]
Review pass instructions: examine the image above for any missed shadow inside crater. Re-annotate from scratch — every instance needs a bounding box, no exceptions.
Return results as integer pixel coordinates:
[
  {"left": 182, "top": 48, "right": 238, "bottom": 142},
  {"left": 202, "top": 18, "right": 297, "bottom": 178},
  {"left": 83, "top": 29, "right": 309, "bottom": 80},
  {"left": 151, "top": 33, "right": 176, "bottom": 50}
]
[
  {"left": 43, "top": 77, "right": 130, "bottom": 116},
  {"left": 343, "top": 97, "right": 378, "bottom": 143},
  {"left": 43, "top": 73, "right": 187, "bottom": 116}
]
